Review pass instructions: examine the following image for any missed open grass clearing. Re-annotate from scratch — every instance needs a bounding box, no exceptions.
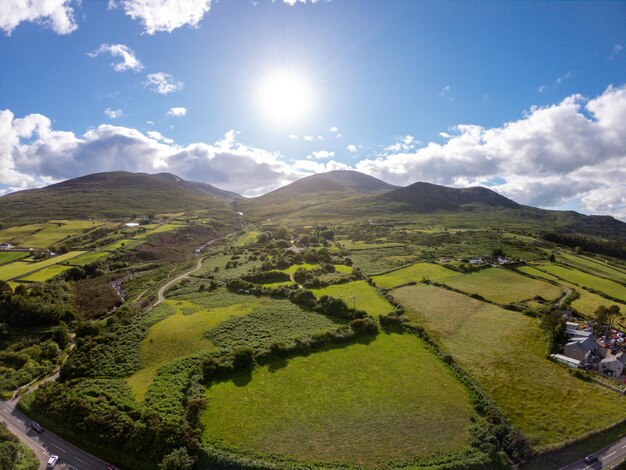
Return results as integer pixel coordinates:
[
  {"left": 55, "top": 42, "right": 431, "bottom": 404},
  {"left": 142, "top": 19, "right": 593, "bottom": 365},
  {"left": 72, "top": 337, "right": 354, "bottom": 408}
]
[
  {"left": 0, "top": 251, "right": 29, "bottom": 265},
  {"left": 235, "top": 231, "right": 260, "bottom": 246},
  {"left": 540, "top": 264, "right": 626, "bottom": 302},
  {"left": 281, "top": 262, "right": 352, "bottom": 275},
  {"left": 0, "top": 251, "right": 85, "bottom": 280},
  {"left": 558, "top": 253, "right": 626, "bottom": 284},
  {"left": 372, "top": 262, "right": 457, "bottom": 289},
  {"left": 340, "top": 240, "right": 405, "bottom": 250},
  {"left": 393, "top": 285, "right": 626, "bottom": 447},
  {"left": 131, "top": 223, "right": 183, "bottom": 239},
  {"left": 0, "top": 220, "right": 102, "bottom": 248},
  {"left": 571, "top": 290, "right": 626, "bottom": 329},
  {"left": 66, "top": 251, "right": 110, "bottom": 266},
  {"left": 19, "top": 264, "right": 72, "bottom": 282},
  {"left": 312, "top": 280, "right": 395, "bottom": 316},
  {"left": 202, "top": 332, "right": 476, "bottom": 467},
  {"left": 440, "top": 267, "right": 562, "bottom": 304}
]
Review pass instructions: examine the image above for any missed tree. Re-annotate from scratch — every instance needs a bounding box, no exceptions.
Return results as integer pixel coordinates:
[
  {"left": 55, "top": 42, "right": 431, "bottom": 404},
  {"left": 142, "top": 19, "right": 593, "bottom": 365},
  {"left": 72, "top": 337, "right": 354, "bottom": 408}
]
[
  {"left": 275, "top": 227, "right": 291, "bottom": 240},
  {"left": 492, "top": 248, "right": 505, "bottom": 259},
  {"left": 595, "top": 305, "right": 621, "bottom": 332},
  {"left": 293, "top": 267, "right": 308, "bottom": 284},
  {"left": 158, "top": 447, "right": 195, "bottom": 470},
  {"left": 52, "top": 322, "right": 71, "bottom": 349}
]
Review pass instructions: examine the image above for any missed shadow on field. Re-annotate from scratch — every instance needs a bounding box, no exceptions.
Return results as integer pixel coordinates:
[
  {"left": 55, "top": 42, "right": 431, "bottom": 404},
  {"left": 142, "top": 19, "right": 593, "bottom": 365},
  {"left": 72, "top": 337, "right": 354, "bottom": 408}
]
[{"left": 232, "top": 369, "right": 252, "bottom": 387}]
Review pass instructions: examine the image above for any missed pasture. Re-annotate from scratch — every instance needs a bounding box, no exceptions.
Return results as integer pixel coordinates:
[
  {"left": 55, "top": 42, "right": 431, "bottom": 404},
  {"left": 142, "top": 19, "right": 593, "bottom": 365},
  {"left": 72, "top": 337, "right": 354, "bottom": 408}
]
[
  {"left": 66, "top": 251, "right": 110, "bottom": 266},
  {"left": 0, "top": 251, "right": 29, "bottom": 265},
  {"left": 439, "top": 267, "right": 562, "bottom": 304},
  {"left": 393, "top": 285, "right": 626, "bottom": 447},
  {"left": 0, "top": 220, "right": 101, "bottom": 248},
  {"left": 541, "top": 264, "right": 626, "bottom": 302},
  {"left": 0, "top": 251, "right": 85, "bottom": 280},
  {"left": 312, "top": 280, "right": 395, "bottom": 316},
  {"left": 20, "top": 264, "right": 72, "bottom": 282},
  {"left": 339, "top": 240, "right": 405, "bottom": 250},
  {"left": 202, "top": 332, "right": 477, "bottom": 467},
  {"left": 558, "top": 253, "right": 626, "bottom": 284},
  {"left": 372, "top": 262, "right": 456, "bottom": 289}
]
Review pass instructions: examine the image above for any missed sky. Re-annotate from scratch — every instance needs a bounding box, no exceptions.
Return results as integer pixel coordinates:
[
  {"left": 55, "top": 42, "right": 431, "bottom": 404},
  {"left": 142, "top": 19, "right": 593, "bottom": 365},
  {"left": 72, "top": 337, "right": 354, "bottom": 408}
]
[{"left": 0, "top": 0, "right": 625, "bottom": 219}]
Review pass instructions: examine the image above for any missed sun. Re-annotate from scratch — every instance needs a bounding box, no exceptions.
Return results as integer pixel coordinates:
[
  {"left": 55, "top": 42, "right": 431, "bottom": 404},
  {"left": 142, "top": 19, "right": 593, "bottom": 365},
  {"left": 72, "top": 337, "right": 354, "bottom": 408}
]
[{"left": 257, "top": 69, "right": 313, "bottom": 127}]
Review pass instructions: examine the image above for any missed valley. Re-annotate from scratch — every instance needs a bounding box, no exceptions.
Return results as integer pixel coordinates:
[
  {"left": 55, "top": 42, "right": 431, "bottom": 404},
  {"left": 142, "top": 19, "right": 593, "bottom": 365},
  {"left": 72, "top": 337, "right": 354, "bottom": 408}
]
[{"left": 0, "top": 170, "right": 625, "bottom": 469}]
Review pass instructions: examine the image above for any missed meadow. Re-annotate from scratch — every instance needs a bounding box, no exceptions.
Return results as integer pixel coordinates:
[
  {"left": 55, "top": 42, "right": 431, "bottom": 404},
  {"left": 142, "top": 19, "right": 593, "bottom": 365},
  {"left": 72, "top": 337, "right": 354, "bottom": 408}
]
[
  {"left": 66, "top": 251, "right": 111, "bottom": 266},
  {"left": 312, "top": 280, "right": 395, "bottom": 316},
  {"left": 19, "top": 264, "right": 73, "bottom": 282},
  {"left": 0, "top": 251, "right": 85, "bottom": 281},
  {"left": 0, "top": 220, "right": 101, "bottom": 248},
  {"left": 202, "top": 332, "right": 478, "bottom": 467},
  {"left": 393, "top": 285, "right": 626, "bottom": 447},
  {"left": 558, "top": 253, "right": 626, "bottom": 284},
  {"left": 540, "top": 264, "right": 626, "bottom": 302},
  {"left": 339, "top": 240, "right": 405, "bottom": 250},
  {"left": 439, "top": 267, "right": 562, "bottom": 304},
  {"left": 0, "top": 251, "right": 28, "bottom": 265},
  {"left": 372, "top": 262, "right": 456, "bottom": 289}
]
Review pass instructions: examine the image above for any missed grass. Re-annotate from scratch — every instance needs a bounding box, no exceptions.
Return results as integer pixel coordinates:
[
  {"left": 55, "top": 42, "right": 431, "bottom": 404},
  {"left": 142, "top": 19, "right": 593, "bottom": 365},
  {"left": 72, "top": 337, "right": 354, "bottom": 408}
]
[
  {"left": 0, "top": 251, "right": 86, "bottom": 280},
  {"left": 100, "top": 239, "right": 134, "bottom": 251},
  {"left": 393, "top": 285, "right": 626, "bottom": 447},
  {"left": 372, "top": 262, "right": 457, "bottom": 289},
  {"left": 127, "top": 298, "right": 255, "bottom": 400},
  {"left": 312, "top": 280, "right": 395, "bottom": 316},
  {"left": 131, "top": 223, "right": 183, "bottom": 239},
  {"left": 19, "top": 264, "right": 72, "bottom": 282},
  {"left": 540, "top": 264, "right": 626, "bottom": 302},
  {"left": 440, "top": 267, "right": 562, "bottom": 304},
  {"left": 66, "top": 251, "right": 110, "bottom": 266},
  {"left": 281, "top": 262, "right": 352, "bottom": 276},
  {"left": 235, "top": 231, "right": 260, "bottom": 246},
  {"left": 340, "top": 240, "right": 405, "bottom": 250},
  {"left": 0, "top": 251, "right": 29, "bottom": 265},
  {"left": 202, "top": 332, "right": 476, "bottom": 467},
  {"left": 558, "top": 253, "right": 626, "bottom": 284},
  {"left": 0, "top": 220, "right": 101, "bottom": 248}
]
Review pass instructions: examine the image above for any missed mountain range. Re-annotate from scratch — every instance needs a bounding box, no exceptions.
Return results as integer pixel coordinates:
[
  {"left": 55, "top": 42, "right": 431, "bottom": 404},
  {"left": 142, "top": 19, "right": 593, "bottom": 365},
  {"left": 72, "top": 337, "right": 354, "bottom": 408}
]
[{"left": 0, "top": 170, "right": 624, "bottom": 240}]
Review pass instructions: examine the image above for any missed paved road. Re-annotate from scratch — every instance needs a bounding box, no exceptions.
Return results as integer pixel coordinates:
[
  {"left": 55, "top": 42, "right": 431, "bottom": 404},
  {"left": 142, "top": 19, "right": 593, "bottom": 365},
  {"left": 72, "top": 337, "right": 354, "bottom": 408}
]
[
  {"left": 0, "top": 397, "right": 112, "bottom": 470},
  {"left": 560, "top": 434, "right": 626, "bottom": 470}
]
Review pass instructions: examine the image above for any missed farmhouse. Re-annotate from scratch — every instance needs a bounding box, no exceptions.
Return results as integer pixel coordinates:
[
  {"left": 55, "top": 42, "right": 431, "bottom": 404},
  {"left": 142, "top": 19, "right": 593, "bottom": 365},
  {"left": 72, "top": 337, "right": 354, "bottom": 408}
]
[
  {"left": 0, "top": 243, "right": 14, "bottom": 250},
  {"left": 563, "top": 330, "right": 597, "bottom": 362},
  {"left": 550, "top": 354, "right": 581, "bottom": 369},
  {"left": 599, "top": 352, "right": 626, "bottom": 378}
]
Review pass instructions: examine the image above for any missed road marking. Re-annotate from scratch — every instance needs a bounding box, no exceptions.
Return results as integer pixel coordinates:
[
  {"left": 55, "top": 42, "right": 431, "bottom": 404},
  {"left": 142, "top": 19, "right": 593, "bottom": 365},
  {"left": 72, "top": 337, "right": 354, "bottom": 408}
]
[
  {"left": 51, "top": 443, "right": 67, "bottom": 452},
  {"left": 605, "top": 451, "right": 616, "bottom": 457},
  {"left": 74, "top": 456, "right": 92, "bottom": 467},
  {"left": 621, "top": 444, "right": 626, "bottom": 449},
  {"left": 67, "top": 465, "right": 78, "bottom": 470}
]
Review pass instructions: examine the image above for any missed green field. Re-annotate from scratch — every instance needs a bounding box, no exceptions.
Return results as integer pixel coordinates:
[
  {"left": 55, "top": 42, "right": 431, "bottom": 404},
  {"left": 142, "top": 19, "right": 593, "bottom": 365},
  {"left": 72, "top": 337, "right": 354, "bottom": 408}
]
[
  {"left": 540, "top": 264, "right": 626, "bottom": 302},
  {"left": 202, "top": 332, "right": 476, "bottom": 466},
  {"left": 516, "top": 265, "right": 561, "bottom": 283},
  {"left": 440, "top": 267, "right": 562, "bottom": 304},
  {"left": 0, "top": 251, "right": 86, "bottom": 280},
  {"left": 235, "top": 230, "right": 260, "bottom": 246},
  {"left": 0, "top": 220, "right": 101, "bottom": 248},
  {"left": 372, "top": 262, "right": 456, "bottom": 289},
  {"left": 571, "top": 290, "right": 626, "bottom": 327},
  {"left": 558, "top": 253, "right": 626, "bottom": 284},
  {"left": 66, "top": 251, "right": 110, "bottom": 266},
  {"left": 340, "top": 240, "right": 405, "bottom": 250},
  {"left": 281, "top": 263, "right": 352, "bottom": 275},
  {"left": 131, "top": 223, "right": 183, "bottom": 239},
  {"left": 0, "top": 251, "right": 29, "bottom": 265},
  {"left": 393, "top": 285, "right": 626, "bottom": 447},
  {"left": 19, "top": 264, "right": 73, "bottom": 282},
  {"left": 312, "top": 280, "right": 395, "bottom": 316}
]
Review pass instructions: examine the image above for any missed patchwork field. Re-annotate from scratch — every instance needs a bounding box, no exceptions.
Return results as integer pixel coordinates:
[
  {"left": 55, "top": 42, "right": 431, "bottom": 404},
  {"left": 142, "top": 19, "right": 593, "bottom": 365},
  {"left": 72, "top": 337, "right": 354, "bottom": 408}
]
[
  {"left": 439, "top": 267, "right": 562, "bottom": 304},
  {"left": 0, "top": 251, "right": 86, "bottom": 281},
  {"left": 372, "top": 262, "right": 456, "bottom": 289},
  {"left": 393, "top": 285, "right": 626, "bottom": 447},
  {"left": 0, "top": 251, "right": 29, "bottom": 265},
  {"left": 540, "top": 264, "right": 626, "bottom": 302},
  {"left": 202, "top": 332, "right": 477, "bottom": 467},
  {"left": 339, "top": 240, "right": 405, "bottom": 250},
  {"left": 66, "top": 251, "right": 111, "bottom": 266},
  {"left": 281, "top": 263, "right": 352, "bottom": 275},
  {"left": 558, "top": 253, "right": 626, "bottom": 284},
  {"left": 0, "top": 220, "right": 101, "bottom": 248},
  {"left": 312, "top": 280, "right": 395, "bottom": 316},
  {"left": 19, "top": 264, "right": 73, "bottom": 282}
]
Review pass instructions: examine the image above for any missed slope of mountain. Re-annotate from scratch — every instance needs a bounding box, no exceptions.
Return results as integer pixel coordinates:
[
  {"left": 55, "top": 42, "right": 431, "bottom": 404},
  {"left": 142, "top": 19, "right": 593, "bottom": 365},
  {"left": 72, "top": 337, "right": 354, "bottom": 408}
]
[
  {"left": 235, "top": 170, "right": 397, "bottom": 218},
  {"left": 0, "top": 172, "right": 241, "bottom": 224}
]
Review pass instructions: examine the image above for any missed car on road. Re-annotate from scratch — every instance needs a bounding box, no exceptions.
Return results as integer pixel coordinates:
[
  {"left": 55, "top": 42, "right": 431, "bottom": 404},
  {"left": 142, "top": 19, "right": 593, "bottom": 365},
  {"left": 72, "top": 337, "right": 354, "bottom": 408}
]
[
  {"left": 30, "top": 421, "right": 44, "bottom": 433},
  {"left": 46, "top": 455, "right": 59, "bottom": 468},
  {"left": 584, "top": 454, "right": 598, "bottom": 464}
]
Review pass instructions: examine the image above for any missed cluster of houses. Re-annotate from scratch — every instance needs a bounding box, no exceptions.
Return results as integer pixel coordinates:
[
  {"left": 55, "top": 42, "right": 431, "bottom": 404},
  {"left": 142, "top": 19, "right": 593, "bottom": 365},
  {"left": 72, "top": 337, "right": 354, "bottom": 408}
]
[{"left": 551, "top": 321, "right": 626, "bottom": 380}]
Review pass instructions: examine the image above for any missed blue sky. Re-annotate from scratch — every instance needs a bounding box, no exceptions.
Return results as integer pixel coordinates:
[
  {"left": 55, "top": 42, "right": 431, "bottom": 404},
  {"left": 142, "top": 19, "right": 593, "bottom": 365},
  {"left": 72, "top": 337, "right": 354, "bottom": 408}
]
[{"left": 0, "top": 0, "right": 625, "bottom": 219}]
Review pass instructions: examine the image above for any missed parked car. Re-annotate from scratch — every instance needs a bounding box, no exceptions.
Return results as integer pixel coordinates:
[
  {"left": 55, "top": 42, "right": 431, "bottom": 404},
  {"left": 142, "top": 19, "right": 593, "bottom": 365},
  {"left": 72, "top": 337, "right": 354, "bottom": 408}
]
[
  {"left": 584, "top": 454, "right": 598, "bottom": 464},
  {"left": 30, "top": 422, "right": 44, "bottom": 433},
  {"left": 46, "top": 455, "right": 59, "bottom": 468}
]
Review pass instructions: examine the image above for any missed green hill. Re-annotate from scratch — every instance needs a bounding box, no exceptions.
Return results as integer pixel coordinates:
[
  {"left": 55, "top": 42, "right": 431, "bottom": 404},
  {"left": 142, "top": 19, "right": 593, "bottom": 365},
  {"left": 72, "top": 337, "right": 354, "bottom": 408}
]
[{"left": 0, "top": 172, "right": 241, "bottom": 224}]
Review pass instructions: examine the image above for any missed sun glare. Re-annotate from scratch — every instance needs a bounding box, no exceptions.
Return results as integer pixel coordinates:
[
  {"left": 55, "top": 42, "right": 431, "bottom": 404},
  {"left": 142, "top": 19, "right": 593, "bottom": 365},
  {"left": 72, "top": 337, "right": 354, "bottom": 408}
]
[{"left": 257, "top": 69, "right": 313, "bottom": 127}]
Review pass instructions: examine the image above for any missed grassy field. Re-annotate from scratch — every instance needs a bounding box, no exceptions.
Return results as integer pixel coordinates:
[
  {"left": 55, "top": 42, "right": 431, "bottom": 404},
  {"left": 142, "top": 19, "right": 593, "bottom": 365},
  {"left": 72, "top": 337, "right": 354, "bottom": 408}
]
[
  {"left": 127, "top": 299, "right": 255, "bottom": 400},
  {"left": 0, "top": 220, "right": 101, "bottom": 248},
  {"left": 235, "top": 231, "right": 260, "bottom": 246},
  {"left": 571, "top": 290, "right": 626, "bottom": 328},
  {"left": 0, "top": 251, "right": 29, "bottom": 265},
  {"left": 372, "top": 262, "right": 456, "bottom": 289},
  {"left": 131, "top": 223, "right": 183, "bottom": 239},
  {"left": 281, "top": 263, "right": 352, "bottom": 275},
  {"left": 0, "top": 251, "right": 86, "bottom": 280},
  {"left": 66, "top": 251, "right": 110, "bottom": 266},
  {"left": 312, "top": 280, "right": 395, "bottom": 316},
  {"left": 540, "top": 264, "right": 626, "bottom": 302},
  {"left": 439, "top": 267, "right": 562, "bottom": 304},
  {"left": 202, "top": 332, "right": 476, "bottom": 467},
  {"left": 393, "top": 285, "right": 626, "bottom": 447},
  {"left": 339, "top": 240, "right": 405, "bottom": 250},
  {"left": 19, "top": 264, "right": 72, "bottom": 282},
  {"left": 558, "top": 253, "right": 626, "bottom": 284},
  {"left": 516, "top": 265, "right": 561, "bottom": 283}
]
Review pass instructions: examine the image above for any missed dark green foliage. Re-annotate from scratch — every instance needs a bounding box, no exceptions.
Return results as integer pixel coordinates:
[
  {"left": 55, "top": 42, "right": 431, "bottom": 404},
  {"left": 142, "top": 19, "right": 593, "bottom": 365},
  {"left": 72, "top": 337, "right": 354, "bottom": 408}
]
[
  {"left": 159, "top": 447, "right": 196, "bottom": 470},
  {"left": 287, "top": 288, "right": 317, "bottom": 306},
  {"left": 0, "top": 423, "right": 38, "bottom": 470},
  {"left": 314, "top": 295, "right": 367, "bottom": 320},
  {"left": 540, "top": 309, "right": 566, "bottom": 352},
  {"left": 241, "top": 270, "right": 291, "bottom": 284},
  {"left": 0, "top": 291, "right": 75, "bottom": 327},
  {"left": 52, "top": 323, "right": 71, "bottom": 349},
  {"left": 542, "top": 232, "right": 626, "bottom": 259}
]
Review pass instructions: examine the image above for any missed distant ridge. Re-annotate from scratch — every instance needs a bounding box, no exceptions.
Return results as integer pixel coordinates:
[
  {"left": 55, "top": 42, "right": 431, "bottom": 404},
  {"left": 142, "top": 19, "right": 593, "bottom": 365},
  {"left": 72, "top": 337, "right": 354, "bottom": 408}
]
[{"left": 0, "top": 171, "right": 240, "bottom": 224}]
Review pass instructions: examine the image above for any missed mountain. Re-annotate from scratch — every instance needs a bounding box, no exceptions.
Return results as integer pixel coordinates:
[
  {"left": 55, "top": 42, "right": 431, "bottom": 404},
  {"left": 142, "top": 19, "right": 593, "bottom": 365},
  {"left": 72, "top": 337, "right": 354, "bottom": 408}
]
[
  {"left": 235, "top": 170, "right": 397, "bottom": 218},
  {"left": 0, "top": 172, "right": 241, "bottom": 224}
]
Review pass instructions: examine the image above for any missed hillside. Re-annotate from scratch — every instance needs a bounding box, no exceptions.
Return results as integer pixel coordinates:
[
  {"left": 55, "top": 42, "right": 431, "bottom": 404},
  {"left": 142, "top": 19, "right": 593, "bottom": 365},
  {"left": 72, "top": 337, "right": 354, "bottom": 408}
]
[
  {"left": 0, "top": 172, "right": 241, "bottom": 224},
  {"left": 235, "top": 170, "right": 397, "bottom": 218}
]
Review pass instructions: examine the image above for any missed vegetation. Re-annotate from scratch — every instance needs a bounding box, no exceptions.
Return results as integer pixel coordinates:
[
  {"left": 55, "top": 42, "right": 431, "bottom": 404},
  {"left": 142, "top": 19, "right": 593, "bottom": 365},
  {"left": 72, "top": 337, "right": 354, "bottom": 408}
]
[
  {"left": 372, "top": 262, "right": 456, "bottom": 289},
  {"left": 0, "top": 251, "right": 85, "bottom": 281},
  {"left": 539, "top": 264, "right": 626, "bottom": 302},
  {"left": 0, "top": 252, "right": 29, "bottom": 265},
  {"left": 312, "top": 280, "right": 395, "bottom": 317},
  {"left": 0, "top": 424, "right": 39, "bottom": 470},
  {"left": 393, "top": 284, "right": 626, "bottom": 448}
]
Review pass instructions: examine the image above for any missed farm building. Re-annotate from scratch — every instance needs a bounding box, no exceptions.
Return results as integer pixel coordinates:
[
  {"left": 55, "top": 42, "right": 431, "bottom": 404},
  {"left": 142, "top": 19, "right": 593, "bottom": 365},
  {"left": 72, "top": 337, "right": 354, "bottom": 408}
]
[
  {"left": 550, "top": 354, "right": 581, "bottom": 369},
  {"left": 599, "top": 352, "right": 626, "bottom": 378},
  {"left": 563, "top": 331, "right": 597, "bottom": 362}
]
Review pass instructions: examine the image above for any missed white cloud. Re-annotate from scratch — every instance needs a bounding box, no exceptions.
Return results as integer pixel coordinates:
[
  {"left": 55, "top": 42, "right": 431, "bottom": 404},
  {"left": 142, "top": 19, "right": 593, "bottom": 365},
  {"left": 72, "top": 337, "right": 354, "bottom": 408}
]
[
  {"left": 303, "top": 135, "right": 314, "bottom": 141},
  {"left": 146, "top": 130, "right": 174, "bottom": 144},
  {"left": 112, "top": 0, "right": 211, "bottom": 34},
  {"left": 384, "top": 134, "right": 417, "bottom": 152},
  {"left": 288, "top": 134, "right": 298, "bottom": 140},
  {"left": 356, "top": 85, "right": 626, "bottom": 220},
  {"left": 145, "top": 73, "right": 183, "bottom": 94},
  {"left": 283, "top": 0, "right": 321, "bottom": 5},
  {"left": 538, "top": 85, "right": 548, "bottom": 93},
  {"left": 0, "top": 0, "right": 77, "bottom": 35},
  {"left": 104, "top": 108, "right": 124, "bottom": 119},
  {"left": 166, "top": 107, "right": 187, "bottom": 117},
  {"left": 556, "top": 71, "right": 575, "bottom": 85},
  {"left": 308, "top": 150, "right": 335, "bottom": 160},
  {"left": 346, "top": 144, "right": 358, "bottom": 153},
  {"left": 329, "top": 126, "right": 339, "bottom": 133},
  {"left": 88, "top": 44, "right": 144, "bottom": 72},
  {"left": 614, "top": 44, "right": 623, "bottom": 55}
]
